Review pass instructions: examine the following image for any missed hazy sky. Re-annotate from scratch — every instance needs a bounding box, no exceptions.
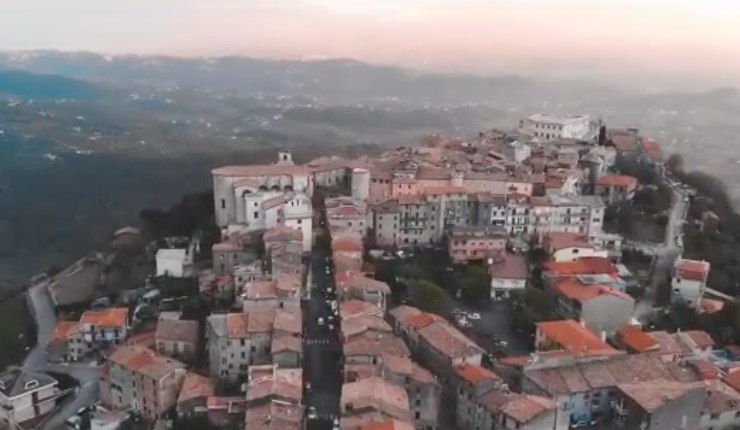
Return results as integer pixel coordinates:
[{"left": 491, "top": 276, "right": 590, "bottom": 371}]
[{"left": 3, "top": 0, "right": 740, "bottom": 83}]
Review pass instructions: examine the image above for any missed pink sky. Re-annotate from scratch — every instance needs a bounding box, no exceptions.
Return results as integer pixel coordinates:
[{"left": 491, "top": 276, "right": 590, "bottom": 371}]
[{"left": 3, "top": 0, "right": 740, "bottom": 82}]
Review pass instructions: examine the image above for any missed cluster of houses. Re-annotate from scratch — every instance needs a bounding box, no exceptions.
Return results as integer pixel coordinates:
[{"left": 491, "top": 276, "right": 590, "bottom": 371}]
[{"left": 4, "top": 114, "right": 730, "bottom": 430}]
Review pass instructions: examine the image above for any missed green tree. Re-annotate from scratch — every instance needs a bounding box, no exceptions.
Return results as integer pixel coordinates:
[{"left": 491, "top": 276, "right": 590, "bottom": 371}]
[
  {"left": 460, "top": 265, "right": 490, "bottom": 305},
  {"left": 408, "top": 280, "right": 447, "bottom": 314}
]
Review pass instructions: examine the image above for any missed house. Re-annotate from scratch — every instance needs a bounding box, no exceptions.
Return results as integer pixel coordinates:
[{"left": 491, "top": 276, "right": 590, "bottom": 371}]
[
  {"left": 646, "top": 330, "right": 716, "bottom": 363},
  {"left": 176, "top": 372, "right": 215, "bottom": 418},
  {"left": 106, "top": 345, "right": 187, "bottom": 420},
  {"left": 48, "top": 321, "right": 85, "bottom": 362},
  {"left": 340, "top": 376, "right": 413, "bottom": 430},
  {"left": 521, "top": 353, "right": 701, "bottom": 430},
  {"left": 335, "top": 272, "right": 391, "bottom": 310},
  {"left": 244, "top": 365, "right": 302, "bottom": 428},
  {"left": 447, "top": 226, "right": 506, "bottom": 264},
  {"left": 341, "top": 314, "right": 393, "bottom": 343},
  {"left": 0, "top": 368, "right": 59, "bottom": 427},
  {"left": 212, "top": 241, "right": 254, "bottom": 275},
  {"left": 454, "top": 363, "right": 505, "bottom": 429},
  {"left": 548, "top": 278, "right": 635, "bottom": 337},
  {"left": 535, "top": 320, "right": 621, "bottom": 358},
  {"left": 206, "top": 310, "right": 275, "bottom": 381},
  {"left": 79, "top": 307, "right": 129, "bottom": 352},
  {"left": 380, "top": 354, "right": 440, "bottom": 429},
  {"left": 671, "top": 259, "right": 711, "bottom": 308},
  {"left": 489, "top": 254, "right": 528, "bottom": 300},
  {"left": 270, "top": 336, "right": 303, "bottom": 368},
  {"left": 615, "top": 325, "right": 660, "bottom": 354},
  {"left": 595, "top": 175, "right": 638, "bottom": 204},
  {"left": 476, "top": 390, "right": 557, "bottom": 430},
  {"left": 344, "top": 337, "right": 410, "bottom": 366},
  {"left": 155, "top": 318, "right": 199, "bottom": 364},
  {"left": 518, "top": 114, "right": 591, "bottom": 141},
  {"left": 698, "top": 381, "right": 740, "bottom": 430},
  {"left": 541, "top": 232, "right": 607, "bottom": 263},
  {"left": 326, "top": 197, "right": 369, "bottom": 239},
  {"left": 613, "top": 380, "right": 706, "bottom": 430},
  {"left": 241, "top": 275, "right": 301, "bottom": 312},
  {"left": 416, "top": 317, "right": 485, "bottom": 378}
]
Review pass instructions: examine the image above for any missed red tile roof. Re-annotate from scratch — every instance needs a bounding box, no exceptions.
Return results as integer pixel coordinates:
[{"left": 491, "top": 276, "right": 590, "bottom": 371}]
[
  {"left": 596, "top": 175, "right": 638, "bottom": 188},
  {"left": 545, "top": 257, "right": 617, "bottom": 276},
  {"left": 50, "top": 321, "right": 79, "bottom": 341},
  {"left": 675, "top": 259, "right": 710, "bottom": 282},
  {"left": 724, "top": 369, "right": 740, "bottom": 393},
  {"left": 454, "top": 363, "right": 501, "bottom": 385},
  {"left": 361, "top": 420, "right": 414, "bottom": 430},
  {"left": 684, "top": 330, "right": 715, "bottom": 349},
  {"left": 616, "top": 325, "right": 660, "bottom": 353},
  {"left": 178, "top": 372, "right": 215, "bottom": 404},
  {"left": 332, "top": 239, "right": 363, "bottom": 253},
  {"left": 537, "top": 320, "right": 619, "bottom": 357},
  {"left": 542, "top": 232, "right": 591, "bottom": 252},
  {"left": 80, "top": 308, "right": 128, "bottom": 328},
  {"left": 551, "top": 278, "right": 632, "bottom": 304},
  {"left": 422, "top": 186, "right": 466, "bottom": 196}
]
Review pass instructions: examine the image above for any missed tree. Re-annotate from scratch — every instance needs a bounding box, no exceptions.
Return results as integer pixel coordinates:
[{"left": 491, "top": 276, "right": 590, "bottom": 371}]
[
  {"left": 408, "top": 280, "right": 447, "bottom": 314},
  {"left": 459, "top": 265, "right": 490, "bottom": 305}
]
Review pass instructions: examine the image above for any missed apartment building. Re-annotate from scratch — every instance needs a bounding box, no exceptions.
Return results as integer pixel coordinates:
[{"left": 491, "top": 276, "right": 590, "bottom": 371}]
[
  {"left": 489, "top": 254, "right": 528, "bottom": 300},
  {"left": 335, "top": 272, "right": 391, "bottom": 310},
  {"left": 447, "top": 226, "right": 506, "bottom": 263},
  {"left": 176, "top": 372, "right": 214, "bottom": 418},
  {"left": 534, "top": 320, "right": 621, "bottom": 358},
  {"left": 241, "top": 274, "right": 301, "bottom": 312},
  {"left": 154, "top": 317, "right": 199, "bottom": 364},
  {"left": 613, "top": 380, "right": 706, "bottom": 430},
  {"left": 595, "top": 175, "right": 638, "bottom": 204},
  {"left": 106, "top": 345, "right": 187, "bottom": 420},
  {"left": 326, "top": 196, "right": 369, "bottom": 239},
  {"left": 78, "top": 307, "right": 129, "bottom": 353},
  {"left": 519, "top": 114, "right": 591, "bottom": 141},
  {"left": 340, "top": 376, "right": 413, "bottom": 430},
  {"left": 380, "top": 354, "right": 441, "bottom": 429},
  {"left": 207, "top": 310, "right": 276, "bottom": 381},
  {"left": 671, "top": 258, "right": 711, "bottom": 308},
  {"left": 541, "top": 232, "right": 608, "bottom": 263},
  {"left": 48, "top": 321, "right": 86, "bottom": 362}
]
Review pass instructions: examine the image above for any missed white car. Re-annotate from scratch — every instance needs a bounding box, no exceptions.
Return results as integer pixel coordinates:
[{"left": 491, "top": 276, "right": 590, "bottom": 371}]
[
  {"left": 318, "top": 317, "right": 325, "bottom": 326},
  {"left": 325, "top": 267, "right": 331, "bottom": 275},
  {"left": 467, "top": 312, "right": 481, "bottom": 320},
  {"left": 307, "top": 406, "right": 318, "bottom": 419}
]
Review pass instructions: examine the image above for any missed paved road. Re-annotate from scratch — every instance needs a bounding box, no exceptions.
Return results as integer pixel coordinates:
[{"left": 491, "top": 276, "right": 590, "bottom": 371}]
[
  {"left": 303, "top": 190, "right": 342, "bottom": 430},
  {"left": 43, "top": 364, "right": 101, "bottom": 430},
  {"left": 24, "top": 282, "right": 57, "bottom": 371},
  {"left": 632, "top": 180, "right": 690, "bottom": 321},
  {"left": 451, "top": 300, "right": 531, "bottom": 357}
]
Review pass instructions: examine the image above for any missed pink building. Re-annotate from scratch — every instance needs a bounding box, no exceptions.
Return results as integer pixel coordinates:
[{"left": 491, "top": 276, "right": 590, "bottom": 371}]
[{"left": 447, "top": 226, "right": 506, "bottom": 263}]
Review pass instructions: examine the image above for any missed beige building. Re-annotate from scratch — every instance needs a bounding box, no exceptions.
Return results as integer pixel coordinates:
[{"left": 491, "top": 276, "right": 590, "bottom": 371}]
[
  {"left": 207, "top": 310, "right": 276, "bottom": 381},
  {"left": 155, "top": 317, "right": 199, "bottom": 364},
  {"left": 340, "top": 376, "right": 413, "bottom": 430},
  {"left": 0, "top": 368, "right": 59, "bottom": 427},
  {"left": 106, "top": 345, "right": 187, "bottom": 420},
  {"left": 381, "top": 354, "right": 441, "bottom": 429}
]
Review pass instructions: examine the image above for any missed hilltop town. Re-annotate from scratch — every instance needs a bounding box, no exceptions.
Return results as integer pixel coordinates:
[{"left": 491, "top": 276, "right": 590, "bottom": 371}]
[{"left": 3, "top": 113, "right": 737, "bottom": 430}]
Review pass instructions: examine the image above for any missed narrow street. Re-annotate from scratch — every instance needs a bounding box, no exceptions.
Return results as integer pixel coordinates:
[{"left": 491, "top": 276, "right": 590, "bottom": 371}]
[{"left": 303, "top": 189, "right": 342, "bottom": 430}]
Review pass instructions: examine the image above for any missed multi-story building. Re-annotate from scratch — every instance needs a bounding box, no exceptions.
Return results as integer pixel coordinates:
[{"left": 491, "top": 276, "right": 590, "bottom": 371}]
[
  {"left": 78, "top": 307, "right": 129, "bottom": 352},
  {"left": 212, "top": 240, "right": 256, "bottom": 276},
  {"left": 279, "top": 193, "right": 313, "bottom": 253},
  {"left": 380, "top": 354, "right": 441, "bottom": 429},
  {"left": 671, "top": 258, "right": 711, "bottom": 308},
  {"left": 702, "top": 379, "right": 740, "bottom": 430},
  {"left": 244, "top": 365, "right": 303, "bottom": 430},
  {"left": 541, "top": 232, "right": 608, "bottom": 263},
  {"left": 48, "top": 321, "right": 86, "bottom": 362},
  {"left": 0, "top": 368, "right": 59, "bottom": 427},
  {"left": 327, "top": 196, "right": 369, "bottom": 239},
  {"left": 489, "top": 254, "right": 528, "bottom": 300},
  {"left": 475, "top": 193, "right": 507, "bottom": 227},
  {"left": 534, "top": 320, "right": 621, "bottom": 358},
  {"left": 106, "top": 345, "right": 187, "bottom": 420},
  {"left": 454, "top": 363, "right": 506, "bottom": 429},
  {"left": 372, "top": 199, "right": 400, "bottom": 247},
  {"left": 613, "top": 379, "right": 706, "bottom": 430},
  {"left": 521, "top": 353, "right": 701, "bottom": 430},
  {"left": 447, "top": 226, "right": 506, "bottom": 263},
  {"left": 207, "top": 310, "right": 276, "bottom": 381},
  {"left": 506, "top": 194, "right": 531, "bottom": 235},
  {"left": 241, "top": 274, "right": 301, "bottom": 312},
  {"left": 335, "top": 272, "right": 391, "bottom": 310},
  {"left": 154, "top": 317, "right": 199, "bottom": 364},
  {"left": 176, "top": 372, "right": 214, "bottom": 418},
  {"left": 519, "top": 114, "right": 591, "bottom": 141},
  {"left": 595, "top": 175, "right": 638, "bottom": 204},
  {"left": 548, "top": 195, "right": 605, "bottom": 235},
  {"left": 547, "top": 278, "right": 634, "bottom": 337},
  {"left": 340, "top": 376, "right": 413, "bottom": 429}
]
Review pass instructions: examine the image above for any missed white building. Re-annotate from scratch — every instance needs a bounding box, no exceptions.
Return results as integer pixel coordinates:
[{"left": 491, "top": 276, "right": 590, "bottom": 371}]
[
  {"left": 156, "top": 248, "right": 194, "bottom": 278},
  {"left": 489, "top": 255, "right": 528, "bottom": 300},
  {"left": 671, "top": 259, "right": 711, "bottom": 308},
  {"left": 279, "top": 193, "right": 313, "bottom": 253},
  {"left": 212, "top": 152, "right": 314, "bottom": 227},
  {"left": 519, "top": 114, "right": 590, "bottom": 141},
  {"left": 0, "top": 369, "right": 59, "bottom": 427}
]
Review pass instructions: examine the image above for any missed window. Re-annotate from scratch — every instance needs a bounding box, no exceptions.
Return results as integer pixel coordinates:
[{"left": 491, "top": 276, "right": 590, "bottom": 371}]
[
  {"left": 253, "top": 211, "right": 259, "bottom": 219},
  {"left": 220, "top": 199, "right": 225, "bottom": 209},
  {"left": 710, "top": 413, "right": 720, "bottom": 420}
]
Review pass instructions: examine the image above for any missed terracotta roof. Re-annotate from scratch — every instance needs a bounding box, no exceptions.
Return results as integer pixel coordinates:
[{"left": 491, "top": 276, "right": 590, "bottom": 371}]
[
  {"left": 341, "top": 376, "right": 411, "bottom": 422},
  {"left": 454, "top": 363, "right": 501, "bottom": 385},
  {"left": 246, "top": 367, "right": 302, "bottom": 403},
  {"left": 177, "top": 372, "right": 215, "bottom": 404},
  {"left": 675, "top": 259, "right": 710, "bottom": 282},
  {"left": 50, "top": 321, "right": 79, "bottom": 342},
  {"left": 225, "top": 311, "right": 276, "bottom": 338},
  {"left": 647, "top": 331, "right": 684, "bottom": 357},
  {"left": 698, "top": 298, "right": 725, "bottom": 315},
  {"left": 342, "top": 315, "right": 392, "bottom": 339},
  {"left": 108, "top": 345, "right": 185, "bottom": 379},
  {"left": 397, "top": 194, "right": 426, "bottom": 205},
  {"left": 596, "top": 175, "right": 638, "bottom": 188},
  {"left": 212, "top": 241, "right": 242, "bottom": 252},
  {"left": 536, "top": 320, "right": 619, "bottom": 357},
  {"left": 381, "top": 354, "right": 435, "bottom": 384},
  {"left": 479, "top": 391, "right": 555, "bottom": 424},
  {"left": 405, "top": 312, "right": 444, "bottom": 330},
  {"left": 155, "top": 318, "right": 199, "bottom": 344},
  {"left": 611, "top": 135, "right": 640, "bottom": 152},
  {"left": 525, "top": 353, "right": 700, "bottom": 396},
  {"left": 361, "top": 420, "right": 414, "bottom": 430},
  {"left": 489, "top": 254, "right": 528, "bottom": 280},
  {"left": 617, "top": 380, "right": 705, "bottom": 413},
  {"left": 545, "top": 257, "right": 617, "bottom": 276},
  {"left": 551, "top": 278, "right": 633, "bottom": 304},
  {"left": 703, "top": 381, "right": 740, "bottom": 414},
  {"left": 418, "top": 321, "right": 483, "bottom": 360},
  {"left": 723, "top": 369, "right": 740, "bottom": 393},
  {"left": 335, "top": 272, "right": 391, "bottom": 295},
  {"left": 271, "top": 336, "right": 302, "bottom": 354},
  {"left": 344, "top": 337, "right": 410, "bottom": 358},
  {"left": 373, "top": 199, "right": 399, "bottom": 214},
  {"left": 80, "top": 308, "right": 128, "bottom": 328},
  {"left": 273, "top": 310, "right": 302, "bottom": 336},
  {"left": 340, "top": 300, "right": 383, "bottom": 319},
  {"left": 616, "top": 325, "right": 659, "bottom": 353},
  {"left": 264, "top": 226, "right": 303, "bottom": 243},
  {"left": 684, "top": 330, "right": 715, "bottom": 349},
  {"left": 388, "top": 306, "right": 423, "bottom": 325},
  {"left": 332, "top": 239, "right": 363, "bottom": 253},
  {"left": 542, "top": 232, "right": 592, "bottom": 252}
]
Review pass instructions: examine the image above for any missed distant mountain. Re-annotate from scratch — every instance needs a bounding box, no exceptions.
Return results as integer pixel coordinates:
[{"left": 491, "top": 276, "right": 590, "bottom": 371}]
[
  {"left": 0, "top": 69, "right": 105, "bottom": 100},
  {"left": 0, "top": 51, "right": 550, "bottom": 105}
]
